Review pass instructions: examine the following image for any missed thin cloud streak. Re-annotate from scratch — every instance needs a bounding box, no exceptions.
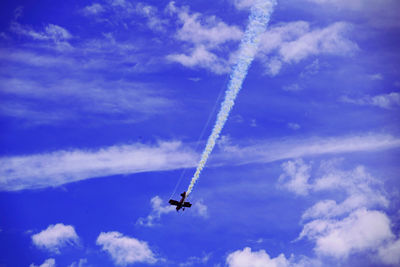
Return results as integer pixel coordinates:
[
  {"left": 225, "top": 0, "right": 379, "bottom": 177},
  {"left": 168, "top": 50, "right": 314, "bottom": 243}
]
[
  {"left": 0, "top": 141, "right": 198, "bottom": 191},
  {"left": 0, "top": 134, "right": 398, "bottom": 191},
  {"left": 214, "top": 134, "right": 400, "bottom": 165}
]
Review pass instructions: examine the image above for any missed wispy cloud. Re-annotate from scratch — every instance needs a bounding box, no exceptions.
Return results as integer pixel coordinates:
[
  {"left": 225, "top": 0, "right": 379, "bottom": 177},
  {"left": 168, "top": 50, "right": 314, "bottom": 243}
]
[
  {"left": 136, "top": 196, "right": 176, "bottom": 227},
  {"left": 134, "top": 2, "right": 168, "bottom": 32},
  {"left": 305, "top": 0, "right": 400, "bottom": 28},
  {"left": 81, "top": 3, "right": 105, "bottom": 16},
  {"left": 10, "top": 22, "right": 73, "bottom": 50},
  {"left": 0, "top": 141, "right": 197, "bottom": 191},
  {"left": 287, "top": 122, "right": 301, "bottom": 130},
  {"left": 0, "top": 78, "right": 174, "bottom": 125},
  {"left": 179, "top": 253, "right": 211, "bottom": 267},
  {"left": 1, "top": 134, "right": 398, "bottom": 191},
  {"left": 30, "top": 258, "right": 56, "bottom": 267},
  {"left": 215, "top": 133, "right": 400, "bottom": 165},
  {"left": 341, "top": 92, "right": 400, "bottom": 109}
]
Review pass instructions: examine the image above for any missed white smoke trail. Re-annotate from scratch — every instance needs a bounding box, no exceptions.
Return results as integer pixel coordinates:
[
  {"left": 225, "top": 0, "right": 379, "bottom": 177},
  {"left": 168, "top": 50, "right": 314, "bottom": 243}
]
[{"left": 187, "top": 0, "right": 277, "bottom": 196}]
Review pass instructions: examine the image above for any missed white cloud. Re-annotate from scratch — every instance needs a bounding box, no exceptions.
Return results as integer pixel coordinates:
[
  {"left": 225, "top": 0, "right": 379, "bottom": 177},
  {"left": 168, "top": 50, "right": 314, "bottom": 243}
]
[
  {"left": 215, "top": 133, "right": 400, "bottom": 166},
  {"left": 82, "top": 3, "right": 105, "bottom": 16},
  {"left": 280, "top": 22, "right": 357, "bottom": 62},
  {"left": 0, "top": 78, "right": 174, "bottom": 124},
  {"left": 259, "top": 22, "right": 357, "bottom": 75},
  {"left": 96, "top": 231, "right": 157, "bottom": 266},
  {"left": 2, "top": 134, "right": 399, "bottom": 192},
  {"left": 278, "top": 159, "right": 311, "bottom": 196},
  {"left": 299, "top": 209, "right": 394, "bottom": 258},
  {"left": 30, "top": 258, "right": 56, "bottom": 267},
  {"left": 10, "top": 22, "right": 72, "bottom": 49},
  {"left": 171, "top": 5, "right": 242, "bottom": 47},
  {"left": 265, "top": 57, "right": 282, "bottom": 75},
  {"left": 136, "top": 196, "right": 175, "bottom": 227},
  {"left": 306, "top": 0, "right": 364, "bottom": 11},
  {"left": 167, "top": 3, "right": 242, "bottom": 73},
  {"left": 341, "top": 92, "right": 400, "bottom": 109},
  {"left": 226, "top": 247, "right": 290, "bottom": 267},
  {"left": 300, "top": 59, "right": 321, "bottom": 77},
  {"left": 167, "top": 45, "right": 229, "bottom": 74},
  {"left": 378, "top": 239, "right": 400, "bottom": 265},
  {"left": 305, "top": 0, "right": 400, "bottom": 28},
  {"left": 0, "top": 141, "right": 197, "bottom": 191},
  {"left": 278, "top": 159, "right": 400, "bottom": 264},
  {"left": 279, "top": 159, "right": 389, "bottom": 217},
  {"left": 31, "top": 224, "right": 79, "bottom": 253},
  {"left": 193, "top": 199, "right": 209, "bottom": 218},
  {"left": 135, "top": 3, "right": 167, "bottom": 32}
]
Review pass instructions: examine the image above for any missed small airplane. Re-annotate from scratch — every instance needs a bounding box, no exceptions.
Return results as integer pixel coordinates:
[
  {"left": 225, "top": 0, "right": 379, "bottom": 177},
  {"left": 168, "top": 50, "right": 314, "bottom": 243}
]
[{"left": 169, "top": 191, "right": 192, "bottom": 211}]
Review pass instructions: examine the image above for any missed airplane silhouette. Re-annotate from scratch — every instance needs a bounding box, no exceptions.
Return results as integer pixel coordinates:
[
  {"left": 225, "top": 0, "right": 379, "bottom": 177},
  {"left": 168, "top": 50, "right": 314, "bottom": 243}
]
[{"left": 169, "top": 191, "right": 192, "bottom": 211}]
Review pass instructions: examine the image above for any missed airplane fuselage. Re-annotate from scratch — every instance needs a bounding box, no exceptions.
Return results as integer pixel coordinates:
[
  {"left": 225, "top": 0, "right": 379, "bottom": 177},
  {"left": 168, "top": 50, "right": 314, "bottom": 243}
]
[{"left": 169, "top": 191, "right": 192, "bottom": 211}]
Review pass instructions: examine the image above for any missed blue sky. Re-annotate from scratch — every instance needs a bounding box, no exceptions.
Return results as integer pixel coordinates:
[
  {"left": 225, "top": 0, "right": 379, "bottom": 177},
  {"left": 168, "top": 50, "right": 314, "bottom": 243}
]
[{"left": 1, "top": 0, "right": 400, "bottom": 266}]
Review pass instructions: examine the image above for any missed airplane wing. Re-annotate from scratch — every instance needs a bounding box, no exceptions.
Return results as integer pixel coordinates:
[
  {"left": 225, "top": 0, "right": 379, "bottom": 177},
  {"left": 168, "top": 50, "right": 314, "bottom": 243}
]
[
  {"left": 183, "top": 202, "right": 192, "bottom": 208},
  {"left": 169, "top": 199, "right": 180, "bottom": 206}
]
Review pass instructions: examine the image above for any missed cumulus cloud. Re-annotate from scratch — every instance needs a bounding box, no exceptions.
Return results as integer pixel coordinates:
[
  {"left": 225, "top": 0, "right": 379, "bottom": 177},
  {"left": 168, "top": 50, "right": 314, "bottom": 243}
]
[
  {"left": 278, "top": 159, "right": 311, "bottom": 196},
  {"left": 258, "top": 21, "right": 357, "bottom": 75},
  {"left": 31, "top": 224, "right": 79, "bottom": 253},
  {"left": 226, "top": 247, "right": 290, "bottom": 267},
  {"left": 279, "top": 159, "right": 389, "bottom": 216},
  {"left": 30, "top": 258, "right": 56, "bottom": 267},
  {"left": 96, "top": 231, "right": 157, "bottom": 265},
  {"left": 278, "top": 159, "right": 400, "bottom": 264},
  {"left": 341, "top": 92, "right": 400, "bottom": 109},
  {"left": 166, "top": 2, "right": 242, "bottom": 73},
  {"left": 299, "top": 209, "right": 394, "bottom": 258},
  {"left": 0, "top": 141, "right": 197, "bottom": 191}
]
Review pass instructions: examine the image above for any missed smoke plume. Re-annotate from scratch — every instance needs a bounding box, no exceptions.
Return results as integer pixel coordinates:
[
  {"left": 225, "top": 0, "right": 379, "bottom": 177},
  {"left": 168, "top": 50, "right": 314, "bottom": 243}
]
[{"left": 187, "top": 0, "right": 277, "bottom": 195}]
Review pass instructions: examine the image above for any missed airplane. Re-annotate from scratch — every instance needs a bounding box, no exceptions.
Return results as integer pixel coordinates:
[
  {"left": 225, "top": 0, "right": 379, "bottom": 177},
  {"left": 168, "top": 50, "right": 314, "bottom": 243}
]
[{"left": 169, "top": 191, "right": 192, "bottom": 211}]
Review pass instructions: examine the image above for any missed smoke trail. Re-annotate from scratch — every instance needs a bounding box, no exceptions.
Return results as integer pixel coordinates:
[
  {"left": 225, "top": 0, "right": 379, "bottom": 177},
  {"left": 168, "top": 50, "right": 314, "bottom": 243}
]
[{"left": 187, "top": 0, "right": 276, "bottom": 196}]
